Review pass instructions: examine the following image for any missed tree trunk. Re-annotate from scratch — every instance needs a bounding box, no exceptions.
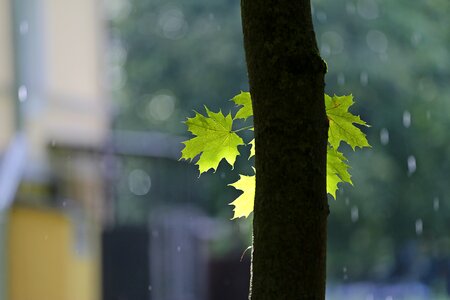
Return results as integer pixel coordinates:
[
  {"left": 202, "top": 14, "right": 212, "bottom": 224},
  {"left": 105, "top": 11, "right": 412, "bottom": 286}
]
[{"left": 241, "top": 1, "right": 329, "bottom": 299}]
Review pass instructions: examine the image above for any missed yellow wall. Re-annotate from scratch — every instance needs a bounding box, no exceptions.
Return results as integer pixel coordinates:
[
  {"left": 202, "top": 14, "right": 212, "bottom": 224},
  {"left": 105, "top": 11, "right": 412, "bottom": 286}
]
[{"left": 7, "top": 206, "right": 100, "bottom": 300}]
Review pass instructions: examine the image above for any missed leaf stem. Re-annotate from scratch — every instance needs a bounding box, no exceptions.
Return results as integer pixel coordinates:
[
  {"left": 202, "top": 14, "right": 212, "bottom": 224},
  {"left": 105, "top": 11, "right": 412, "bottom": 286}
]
[{"left": 233, "top": 125, "right": 254, "bottom": 133}]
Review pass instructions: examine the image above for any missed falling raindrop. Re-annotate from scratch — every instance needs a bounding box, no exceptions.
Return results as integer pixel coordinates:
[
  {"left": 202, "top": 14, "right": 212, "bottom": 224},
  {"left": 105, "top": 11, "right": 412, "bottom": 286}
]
[
  {"left": 426, "top": 111, "right": 431, "bottom": 120},
  {"left": 345, "top": 197, "right": 350, "bottom": 206},
  {"left": 148, "top": 285, "right": 152, "bottom": 291},
  {"left": 321, "top": 31, "right": 344, "bottom": 54},
  {"left": 366, "top": 294, "right": 374, "bottom": 300},
  {"left": 19, "top": 21, "right": 29, "bottom": 35},
  {"left": 337, "top": 73, "right": 346, "bottom": 86},
  {"left": 403, "top": 111, "right": 411, "bottom": 128},
  {"left": 411, "top": 32, "right": 422, "bottom": 46},
  {"left": 18, "top": 85, "right": 27, "bottom": 102},
  {"left": 380, "top": 128, "right": 389, "bottom": 145},
  {"left": 415, "top": 219, "right": 423, "bottom": 235},
  {"left": 320, "top": 44, "right": 331, "bottom": 57},
  {"left": 385, "top": 296, "right": 393, "bottom": 300},
  {"left": 351, "top": 206, "right": 359, "bottom": 222},
  {"left": 316, "top": 11, "right": 327, "bottom": 23},
  {"left": 407, "top": 156, "right": 416, "bottom": 175},
  {"left": 342, "top": 266, "right": 348, "bottom": 280},
  {"left": 177, "top": 246, "right": 181, "bottom": 252},
  {"left": 346, "top": 2, "right": 356, "bottom": 14},
  {"left": 360, "top": 72, "right": 369, "bottom": 86},
  {"left": 433, "top": 197, "right": 439, "bottom": 211}
]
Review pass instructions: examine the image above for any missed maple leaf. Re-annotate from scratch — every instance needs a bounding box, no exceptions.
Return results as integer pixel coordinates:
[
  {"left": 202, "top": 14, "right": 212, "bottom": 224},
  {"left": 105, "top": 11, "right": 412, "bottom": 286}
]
[
  {"left": 232, "top": 91, "right": 253, "bottom": 120},
  {"left": 229, "top": 174, "right": 255, "bottom": 219},
  {"left": 249, "top": 139, "right": 255, "bottom": 159},
  {"left": 325, "top": 94, "right": 370, "bottom": 150},
  {"left": 327, "top": 146, "right": 352, "bottom": 199},
  {"left": 181, "top": 107, "right": 244, "bottom": 174}
]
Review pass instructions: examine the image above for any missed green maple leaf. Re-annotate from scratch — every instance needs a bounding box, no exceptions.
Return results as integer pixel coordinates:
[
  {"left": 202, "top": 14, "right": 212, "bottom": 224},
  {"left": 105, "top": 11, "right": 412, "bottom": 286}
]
[
  {"left": 181, "top": 107, "right": 244, "bottom": 174},
  {"left": 325, "top": 94, "right": 370, "bottom": 150},
  {"left": 249, "top": 139, "right": 255, "bottom": 159},
  {"left": 232, "top": 91, "right": 253, "bottom": 120},
  {"left": 327, "top": 146, "right": 352, "bottom": 199},
  {"left": 229, "top": 174, "right": 255, "bottom": 219}
]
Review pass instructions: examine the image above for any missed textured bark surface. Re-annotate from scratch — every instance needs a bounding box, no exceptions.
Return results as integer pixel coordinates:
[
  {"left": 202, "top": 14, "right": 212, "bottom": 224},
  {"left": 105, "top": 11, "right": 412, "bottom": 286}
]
[{"left": 241, "top": 1, "right": 329, "bottom": 299}]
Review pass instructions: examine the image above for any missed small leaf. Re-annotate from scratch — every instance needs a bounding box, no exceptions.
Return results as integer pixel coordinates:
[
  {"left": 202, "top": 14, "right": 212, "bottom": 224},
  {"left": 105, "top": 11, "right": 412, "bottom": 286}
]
[
  {"left": 249, "top": 139, "right": 255, "bottom": 159},
  {"left": 325, "top": 94, "right": 370, "bottom": 150},
  {"left": 232, "top": 91, "right": 253, "bottom": 120},
  {"left": 181, "top": 107, "right": 244, "bottom": 174},
  {"left": 327, "top": 146, "right": 352, "bottom": 199},
  {"left": 229, "top": 174, "right": 255, "bottom": 219}
]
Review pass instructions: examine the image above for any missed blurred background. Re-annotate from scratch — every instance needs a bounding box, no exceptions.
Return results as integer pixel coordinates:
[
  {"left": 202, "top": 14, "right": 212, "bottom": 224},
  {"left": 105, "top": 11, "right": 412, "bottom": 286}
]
[{"left": 0, "top": 0, "right": 449, "bottom": 299}]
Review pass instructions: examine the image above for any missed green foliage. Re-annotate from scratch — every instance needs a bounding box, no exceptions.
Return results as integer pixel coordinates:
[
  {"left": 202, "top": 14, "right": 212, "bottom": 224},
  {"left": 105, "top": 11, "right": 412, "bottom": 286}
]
[
  {"left": 181, "top": 107, "right": 244, "bottom": 173},
  {"left": 327, "top": 146, "right": 352, "bottom": 199},
  {"left": 325, "top": 94, "right": 370, "bottom": 150},
  {"left": 232, "top": 91, "right": 253, "bottom": 120},
  {"left": 181, "top": 92, "right": 370, "bottom": 219},
  {"left": 229, "top": 174, "right": 255, "bottom": 219}
]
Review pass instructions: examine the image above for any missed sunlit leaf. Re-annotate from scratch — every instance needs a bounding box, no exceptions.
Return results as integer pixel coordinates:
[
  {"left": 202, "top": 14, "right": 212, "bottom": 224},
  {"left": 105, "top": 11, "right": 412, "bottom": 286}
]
[
  {"left": 181, "top": 107, "right": 244, "bottom": 174},
  {"left": 327, "top": 146, "right": 352, "bottom": 199},
  {"left": 229, "top": 174, "right": 255, "bottom": 219},
  {"left": 325, "top": 94, "right": 370, "bottom": 150},
  {"left": 232, "top": 91, "right": 253, "bottom": 120},
  {"left": 249, "top": 139, "right": 255, "bottom": 159}
]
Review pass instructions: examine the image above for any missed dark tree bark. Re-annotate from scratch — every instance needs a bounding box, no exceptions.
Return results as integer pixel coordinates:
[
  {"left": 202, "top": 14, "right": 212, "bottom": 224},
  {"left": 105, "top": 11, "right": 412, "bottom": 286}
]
[{"left": 241, "top": 1, "right": 329, "bottom": 299}]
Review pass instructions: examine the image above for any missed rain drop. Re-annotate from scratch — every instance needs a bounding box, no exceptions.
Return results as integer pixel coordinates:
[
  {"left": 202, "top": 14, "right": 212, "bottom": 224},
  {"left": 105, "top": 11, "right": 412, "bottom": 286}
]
[
  {"left": 316, "top": 11, "right": 327, "bottom": 23},
  {"left": 360, "top": 72, "right": 369, "bottom": 86},
  {"left": 407, "top": 155, "right": 416, "bottom": 175},
  {"left": 415, "top": 219, "right": 423, "bottom": 235},
  {"left": 177, "top": 246, "right": 181, "bottom": 252},
  {"left": 320, "top": 44, "right": 331, "bottom": 57},
  {"left": 380, "top": 128, "right": 389, "bottom": 145},
  {"left": 366, "top": 294, "right": 374, "bottom": 300},
  {"left": 385, "top": 296, "right": 393, "bottom": 300},
  {"left": 321, "top": 31, "right": 344, "bottom": 55},
  {"left": 351, "top": 206, "right": 359, "bottom": 222},
  {"left": 337, "top": 73, "right": 346, "bottom": 86},
  {"left": 346, "top": 2, "right": 356, "bottom": 14},
  {"left": 411, "top": 32, "right": 422, "bottom": 46},
  {"left": 403, "top": 111, "right": 411, "bottom": 128},
  {"left": 18, "top": 85, "right": 28, "bottom": 102},
  {"left": 19, "top": 21, "right": 29, "bottom": 35},
  {"left": 433, "top": 197, "right": 439, "bottom": 211},
  {"left": 148, "top": 285, "right": 152, "bottom": 291}
]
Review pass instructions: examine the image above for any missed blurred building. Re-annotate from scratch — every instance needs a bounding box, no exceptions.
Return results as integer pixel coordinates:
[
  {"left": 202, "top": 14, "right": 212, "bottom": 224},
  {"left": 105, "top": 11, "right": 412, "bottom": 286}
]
[{"left": 0, "top": 0, "right": 108, "bottom": 299}]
